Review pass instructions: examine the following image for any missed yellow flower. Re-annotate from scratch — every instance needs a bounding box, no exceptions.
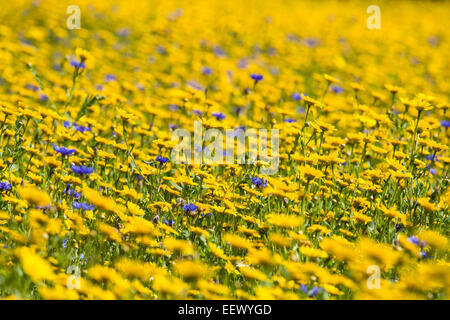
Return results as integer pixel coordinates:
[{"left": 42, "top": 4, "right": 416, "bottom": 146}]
[
  {"left": 320, "top": 236, "right": 356, "bottom": 262},
  {"left": 384, "top": 84, "right": 403, "bottom": 94},
  {"left": 127, "top": 201, "right": 145, "bottom": 216},
  {"left": 269, "top": 233, "right": 292, "bottom": 247},
  {"left": 350, "top": 82, "right": 365, "bottom": 92},
  {"left": 397, "top": 234, "right": 420, "bottom": 256},
  {"left": 15, "top": 247, "right": 55, "bottom": 283},
  {"left": 209, "top": 242, "right": 228, "bottom": 260},
  {"left": 123, "top": 216, "right": 160, "bottom": 236},
  {"left": 88, "top": 265, "right": 119, "bottom": 282},
  {"left": 299, "top": 246, "right": 328, "bottom": 259},
  {"left": 98, "top": 223, "right": 122, "bottom": 242},
  {"left": 189, "top": 226, "right": 209, "bottom": 238},
  {"left": 417, "top": 198, "right": 440, "bottom": 212},
  {"left": 358, "top": 238, "right": 399, "bottom": 269},
  {"left": 152, "top": 275, "right": 188, "bottom": 296},
  {"left": 323, "top": 73, "right": 340, "bottom": 83},
  {"left": 322, "top": 284, "right": 344, "bottom": 296},
  {"left": 353, "top": 211, "right": 372, "bottom": 224},
  {"left": 238, "top": 266, "right": 267, "bottom": 281},
  {"left": 75, "top": 48, "right": 95, "bottom": 68},
  {"left": 246, "top": 247, "right": 278, "bottom": 267},
  {"left": 164, "top": 237, "right": 194, "bottom": 255},
  {"left": 266, "top": 214, "right": 303, "bottom": 228},
  {"left": 307, "top": 224, "right": 331, "bottom": 235},
  {"left": 379, "top": 204, "right": 407, "bottom": 225},
  {"left": 115, "top": 258, "right": 149, "bottom": 280},
  {"left": 83, "top": 187, "right": 125, "bottom": 215},
  {"left": 18, "top": 186, "right": 51, "bottom": 207},
  {"left": 198, "top": 279, "right": 230, "bottom": 297},
  {"left": 224, "top": 233, "right": 253, "bottom": 250},
  {"left": 411, "top": 97, "right": 433, "bottom": 112},
  {"left": 418, "top": 230, "right": 448, "bottom": 250},
  {"left": 174, "top": 260, "right": 210, "bottom": 281},
  {"left": 39, "top": 285, "right": 79, "bottom": 300},
  {"left": 299, "top": 165, "right": 323, "bottom": 181}
]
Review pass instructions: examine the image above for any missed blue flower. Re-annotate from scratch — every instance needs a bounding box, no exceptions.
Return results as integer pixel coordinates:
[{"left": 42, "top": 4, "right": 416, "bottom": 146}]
[
  {"left": 70, "top": 60, "right": 85, "bottom": 69},
  {"left": 309, "top": 286, "right": 321, "bottom": 298},
  {"left": 407, "top": 236, "right": 419, "bottom": 245},
  {"left": 0, "top": 181, "right": 11, "bottom": 192},
  {"left": 63, "top": 121, "right": 91, "bottom": 133},
  {"left": 168, "top": 104, "right": 179, "bottom": 111},
  {"left": 200, "top": 213, "right": 212, "bottom": 217},
  {"left": 105, "top": 74, "right": 116, "bottom": 82},
  {"left": 156, "top": 156, "right": 169, "bottom": 164},
  {"left": 117, "top": 28, "right": 130, "bottom": 37},
  {"left": 251, "top": 177, "right": 268, "bottom": 188},
  {"left": 26, "top": 83, "right": 39, "bottom": 91},
  {"left": 63, "top": 239, "right": 68, "bottom": 248},
  {"left": 213, "top": 45, "right": 226, "bottom": 57},
  {"left": 186, "top": 80, "right": 204, "bottom": 91},
  {"left": 297, "top": 107, "right": 306, "bottom": 115},
  {"left": 69, "top": 189, "right": 82, "bottom": 198},
  {"left": 202, "top": 66, "right": 213, "bottom": 75},
  {"left": 330, "top": 84, "right": 344, "bottom": 94},
  {"left": 425, "top": 154, "right": 439, "bottom": 161},
  {"left": 212, "top": 111, "right": 226, "bottom": 120},
  {"left": 53, "top": 145, "right": 76, "bottom": 156},
  {"left": 183, "top": 203, "right": 198, "bottom": 212},
  {"left": 73, "top": 201, "right": 95, "bottom": 211},
  {"left": 304, "top": 38, "right": 320, "bottom": 48},
  {"left": 291, "top": 92, "right": 302, "bottom": 101},
  {"left": 439, "top": 120, "right": 450, "bottom": 128},
  {"left": 250, "top": 73, "right": 264, "bottom": 82},
  {"left": 74, "top": 124, "right": 91, "bottom": 133},
  {"left": 64, "top": 183, "right": 71, "bottom": 194},
  {"left": 300, "top": 284, "right": 308, "bottom": 294},
  {"left": 284, "top": 118, "right": 297, "bottom": 123},
  {"left": 156, "top": 45, "right": 166, "bottom": 54},
  {"left": 237, "top": 59, "right": 248, "bottom": 69},
  {"left": 407, "top": 236, "right": 427, "bottom": 247},
  {"left": 64, "top": 185, "right": 82, "bottom": 198},
  {"left": 163, "top": 219, "right": 175, "bottom": 227},
  {"left": 427, "top": 36, "right": 439, "bottom": 47},
  {"left": 70, "top": 165, "right": 94, "bottom": 175},
  {"left": 192, "top": 109, "right": 203, "bottom": 116}
]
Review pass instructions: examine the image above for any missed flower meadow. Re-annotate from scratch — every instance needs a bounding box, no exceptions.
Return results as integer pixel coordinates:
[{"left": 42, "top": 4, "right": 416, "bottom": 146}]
[{"left": 0, "top": 0, "right": 449, "bottom": 300}]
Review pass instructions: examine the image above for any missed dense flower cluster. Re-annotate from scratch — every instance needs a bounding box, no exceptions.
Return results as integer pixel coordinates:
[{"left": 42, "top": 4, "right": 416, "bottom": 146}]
[{"left": 0, "top": 0, "right": 449, "bottom": 300}]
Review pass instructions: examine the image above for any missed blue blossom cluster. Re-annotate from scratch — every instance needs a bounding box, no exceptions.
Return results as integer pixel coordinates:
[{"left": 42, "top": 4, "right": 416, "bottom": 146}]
[
  {"left": 53, "top": 145, "right": 76, "bottom": 156},
  {"left": 70, "top": 165, "right": 94, "bottom": 175},
  {"left": 0, "top": 181, "right": 11, "bottom": 192},
  {"left": 251, "top": 177, "right": 268, "bottom": 188}
]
